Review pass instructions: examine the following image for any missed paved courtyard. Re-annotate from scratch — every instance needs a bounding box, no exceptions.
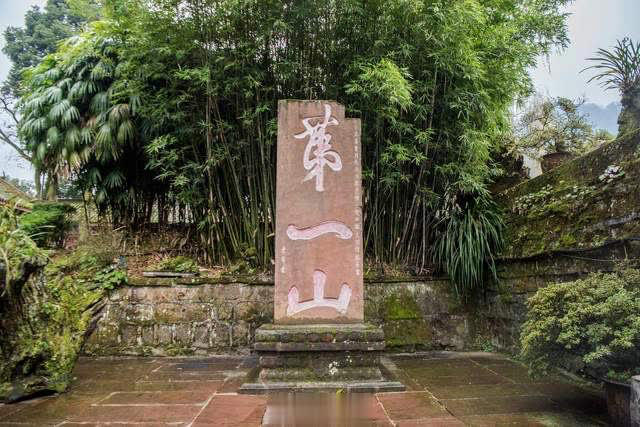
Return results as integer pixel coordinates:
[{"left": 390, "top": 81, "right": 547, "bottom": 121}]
[{"left": 0, "top": 353, "right": 608, "bottom": 426}]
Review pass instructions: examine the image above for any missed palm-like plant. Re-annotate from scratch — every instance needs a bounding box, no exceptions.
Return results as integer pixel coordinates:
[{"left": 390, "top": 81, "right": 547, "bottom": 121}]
[
  {"left": 19, "top": 26, "right": 134, "bottom": 202},
  {"left": 585, "top": 38, "right": 640, "bottom": 135}
]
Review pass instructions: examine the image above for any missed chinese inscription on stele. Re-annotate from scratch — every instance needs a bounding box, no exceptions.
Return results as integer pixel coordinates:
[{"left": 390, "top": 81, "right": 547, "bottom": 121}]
[{"left": 275, "top": 100, "right": 363, "bottom": 324}]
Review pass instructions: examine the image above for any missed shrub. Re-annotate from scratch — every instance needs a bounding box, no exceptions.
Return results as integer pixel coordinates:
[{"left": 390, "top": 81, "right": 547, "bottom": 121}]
[
  {"left": 149, "top": 256, "right": 199, "bottom": 273},
  {"left": 1, "top": 239, "right": 127, "bottom": 401},
  {"left": 520, "top": 268, "right": 640, "bottom": 382},
  {"left": 19, "top": 202, "right": 76, "bottom": 248},
  {"left": 0, "top": 204, "right": 46, "bottom": 300},
  {"left": 433, "top": 190, "right": 504, "bottom": 297}
]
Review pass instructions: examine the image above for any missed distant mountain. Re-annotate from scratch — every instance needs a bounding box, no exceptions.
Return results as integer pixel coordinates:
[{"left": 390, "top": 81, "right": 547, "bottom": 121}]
[{"left": 579, "top": 102, "right": 621, "bottom": 135}]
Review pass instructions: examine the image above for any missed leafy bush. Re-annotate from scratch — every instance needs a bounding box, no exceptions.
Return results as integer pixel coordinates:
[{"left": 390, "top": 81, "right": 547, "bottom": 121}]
[
  {"left": 433, "top": 189, "right": 504, "bottom": 297},
  {"left": 19, "top": 202, "right": 76, "bottom": 248},
  {"left": 0, "top": 241, "right": 127, "bottom": 401},
  {"left": 513, "top": 96, "right": 599, "bottom": 155},
  {"left": 149, "top": 256, "right": 198, "bottom": 273},
  {"left": 520, "top": 269, "right": 640, "bottom": 382},
  {"left": 0, "top": 204, "right": 46, "bottom": 300}
]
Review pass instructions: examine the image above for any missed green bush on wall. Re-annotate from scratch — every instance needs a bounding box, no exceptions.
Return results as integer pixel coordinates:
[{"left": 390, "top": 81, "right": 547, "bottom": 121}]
[
  {"left": 149, "top": 256, "right": 199, "bottom": 273},
  {"left": 520, "top": 268, "right": 640, "bottom": 382},
  {"left": 19, "top": 203, "right": 76, "bottom": 248}
]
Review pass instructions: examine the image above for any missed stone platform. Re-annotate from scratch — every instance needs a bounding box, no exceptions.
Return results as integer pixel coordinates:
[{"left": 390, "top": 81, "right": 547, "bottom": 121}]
[
  {"left": 239, "top": 323, "right": 405, "bottom": 393},
  {"left": 0, "top": 353, "right": 608, "bottom": 426}
]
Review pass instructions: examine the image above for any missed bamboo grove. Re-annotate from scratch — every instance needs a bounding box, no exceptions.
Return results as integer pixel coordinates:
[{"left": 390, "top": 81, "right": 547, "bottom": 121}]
[{"left": 16, "top": 0, "right": 571, "bottom": 295}]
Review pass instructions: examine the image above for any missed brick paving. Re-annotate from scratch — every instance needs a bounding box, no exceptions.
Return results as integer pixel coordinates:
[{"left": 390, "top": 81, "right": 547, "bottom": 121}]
[{"left": 0, "top": 353, "right": 608, "bottom": 426}]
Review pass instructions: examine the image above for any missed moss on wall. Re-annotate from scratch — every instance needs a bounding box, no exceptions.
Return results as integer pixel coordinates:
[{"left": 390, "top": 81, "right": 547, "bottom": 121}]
[
  {"left": 500, "top": 133, "right": 640, "bottom": 258},
  {"left": 0, "top": 245, "right": 126, "bottom": 402}
]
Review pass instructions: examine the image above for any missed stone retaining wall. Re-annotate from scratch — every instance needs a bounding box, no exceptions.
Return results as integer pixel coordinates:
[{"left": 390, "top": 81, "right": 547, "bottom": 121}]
[
  {"left": 84, "top": 281, "right": 273, "bottom": 356},
  {"left": 85, "top": 239, "right": 640, "bottom": 356},
  {"left": 84, "top": 277, "right": 474, "bottom": 356}
]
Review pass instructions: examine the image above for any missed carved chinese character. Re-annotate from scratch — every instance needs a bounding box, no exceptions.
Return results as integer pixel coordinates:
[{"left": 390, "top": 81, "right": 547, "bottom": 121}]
[{"left": 294, "top": 104, "right": 342, "bottom": 192}]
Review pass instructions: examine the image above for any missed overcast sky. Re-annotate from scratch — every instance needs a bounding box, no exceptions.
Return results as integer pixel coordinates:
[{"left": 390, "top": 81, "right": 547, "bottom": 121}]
[
  {"left": 531, "top": 0, "right": 640, "bottom": 106},
  {"left": 1, "top": 0, "right": 45, "bottom": 181},
  {"left": 1, "top": 0, "right": 640, "bottom": 181}
]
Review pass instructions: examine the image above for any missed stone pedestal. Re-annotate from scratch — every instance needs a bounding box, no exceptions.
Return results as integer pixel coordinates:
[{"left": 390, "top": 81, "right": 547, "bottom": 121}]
[{"left": 239, "top": 324, "right": 404, "bottom": 393}]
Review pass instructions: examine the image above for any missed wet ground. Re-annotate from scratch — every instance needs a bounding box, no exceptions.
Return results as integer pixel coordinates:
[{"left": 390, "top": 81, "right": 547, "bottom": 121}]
[{"left": 0, "top": 352, "right": 608, "bottom": 426}]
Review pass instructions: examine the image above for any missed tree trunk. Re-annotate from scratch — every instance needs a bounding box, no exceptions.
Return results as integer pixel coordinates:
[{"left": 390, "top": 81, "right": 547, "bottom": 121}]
[
  {"left": 34, "top": 168, "right": 42, "bottom": 200},
  {"left": 618, "top": 88, "right": 640, "bottom": 136},
  {"left": 45, "top": 173, "right": 58, "bottom": 201}
]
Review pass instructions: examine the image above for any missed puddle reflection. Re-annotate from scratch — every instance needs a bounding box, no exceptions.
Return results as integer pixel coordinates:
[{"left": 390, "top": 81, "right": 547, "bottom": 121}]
[{"left": 262, "top": 392, "right": 386, "bottom": 426}]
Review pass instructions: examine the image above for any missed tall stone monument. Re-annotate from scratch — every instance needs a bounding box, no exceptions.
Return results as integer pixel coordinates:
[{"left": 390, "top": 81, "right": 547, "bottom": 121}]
[{"left": 240, "top": 100, "right": 403, "bottom": 393}]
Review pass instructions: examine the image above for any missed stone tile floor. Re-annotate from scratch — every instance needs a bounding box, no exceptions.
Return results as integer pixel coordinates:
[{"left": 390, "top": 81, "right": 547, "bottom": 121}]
[{"left": 0, "top": 352, "right": 609, "bottom": 426}]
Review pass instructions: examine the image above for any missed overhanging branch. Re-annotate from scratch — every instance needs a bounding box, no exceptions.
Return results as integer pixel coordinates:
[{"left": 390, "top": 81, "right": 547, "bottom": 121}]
[{"left": 0, "top": 127, "right": 31, "bottom": 162}]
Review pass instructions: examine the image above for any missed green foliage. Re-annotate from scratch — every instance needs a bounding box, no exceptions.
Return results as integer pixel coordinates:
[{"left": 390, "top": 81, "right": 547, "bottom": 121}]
[
  {"left": 346, "top": 59, "right": 413, "bottom": 118},
  {"left": 585, "top": 38, "right": 640, "bottom": 136},
  {"left": 66, "top": 0, "right": 102, "bottom": 21},
  {"left": 433, "top": 189, "right": 504, "bottom": 297},
  {"left": 0, "top": 204, "right": 47, "bottom": 299},
  {"left": 94, "top": 269, "right": 127, "bottom": 290},
  {"left": 149, "top": 256, "right": 199, "bottom": 273},
  {"left": 474, "top": 336, "right": 496, "bottom": 353},
  {"left": 586, "top": 38, "right": 640, "bottom": 94},
  {"left": 18, "top": 23, "right": 166, "bottom": 222},
  {"left": 520, "top": 269, "right": 640, "bottom": 382},
  {"left": 514, "top": 96, "right": 597, "bottom": 155},
  {"left": 113, "top": 0, "right": 568, "bottom": 283},
  {"left": 19, "top": 0, "right": 572, "bottom": 293},
  {"left": 1, "top": 0, "right": 90, "bottom": 95},
  {"left": 19, "top": 202, "right": 76, "bottom": 248},
  {"left": 0, "top": 240, "right": 125, "bottom": 400}
]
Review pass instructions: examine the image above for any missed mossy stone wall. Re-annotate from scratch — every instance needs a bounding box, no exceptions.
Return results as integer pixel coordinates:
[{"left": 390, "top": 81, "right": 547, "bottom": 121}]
[
  {"left": 84, "top": 277, "right": 476, "bottom": 356},
  {"left": 500, "top": 133, "right": 640, "bottom": 258},
  {"left": 85, "top": 238, "right": 640, "bottom": 356}
]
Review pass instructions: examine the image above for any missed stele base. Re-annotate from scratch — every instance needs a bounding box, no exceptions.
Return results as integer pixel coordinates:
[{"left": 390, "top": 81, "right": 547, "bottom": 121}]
[{"left": 238, "top": 323, "right": 405, "bottom": 393}]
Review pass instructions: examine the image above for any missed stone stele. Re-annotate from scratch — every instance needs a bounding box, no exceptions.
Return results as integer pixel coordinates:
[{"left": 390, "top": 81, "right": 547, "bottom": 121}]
[
  {"left": 274, "top": 100, "right": 363, "bottom": 324},
  {"left": 240, "top": 100, "right": 403, "bottom": 393}
]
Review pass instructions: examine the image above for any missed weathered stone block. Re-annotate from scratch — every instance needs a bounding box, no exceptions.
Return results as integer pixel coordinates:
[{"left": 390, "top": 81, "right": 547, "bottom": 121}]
[
  {"left": 256, "top": 287, "right": 273, "bottom": 301},
  {"left": 259, "top": 366, "right": 383, "bottom": 382},
  {"left": 274, "top": 101, "right": 364, "bottom": 324},
  {"left": 215, "top": 301, "right": 235, "bottom": 321},
  {"left": 260, "top": 352, "right": 378, "bottom": 369},
  {"left": 129, "top": 287, "right": 150, "bottom": 303},
  {"left": 231, "top": 322, "right": 250, "bottom": 347},
  {"left": 121, "top": 325, "right": 139, "bottom": 347},
  {"left": 155, "top": 324, "right": 173, "bottom": 344},
  {"left": 237, "top": 284, "right": 256, "bottom": 301},
  {"left": 141, "top": 325, "right": 154, "bottom": 345},
  {"left": 108, "top": 289, "right": 125, "bottom": 302},
  {"left": 383, "top": 319, "right": 433, "bottom": 349},
  {"left": 212, "top": 323, "right": 231, "bottom": 348},
  {"left": 124, "top": 304, "right": 154, "bottom": 323},
  {"left": 193, "top": 324, "right": 210, "bottom": 349},
  {"left": 240, "top": 322, "right": 403, "bottom": 393},
  {"left": 102, "top": 304, "right": 124, "bottom": 323},
  {"left": 254, "top": 325, "right": 385, "bottom": 352},
  {"left": 174, "top": 323, "right": 192, "bottom": 345},
  {"left": 171, "top": 286, "right": 202, "bottom": 302},
  {"left": 153, "top": 303, "right": 209, "bottom": 323},
  {"left": 631, "top": 375, "right": 640, "bottom": 426},
  {"left": 192, "top": 285, "right": 216, "bottom": 302}
]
